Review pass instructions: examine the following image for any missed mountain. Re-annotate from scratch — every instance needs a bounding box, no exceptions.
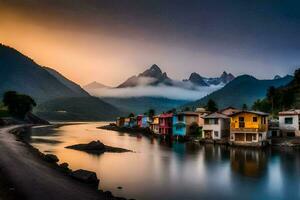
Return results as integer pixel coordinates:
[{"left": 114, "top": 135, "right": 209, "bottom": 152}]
[
  {"left": 35, "top": 97, "right": 124, "bottom": 121},
  {"left": 101, "top": 97, "right": 190, "bottom": 114},
  {"left": 202, "top": 71, "right": 235, "bottom": 86},
  {"left": 44, "top": 67, "right": 90, "bottom": 97},
  {"left": 0, "top": 44, "right": 82, "bottom": 102},
  {"left": 274, "top": 75, "right": 282, "bottom": 79},
  {"left": 117, "top": 64, "right": 173, "bottom": 88},
  {"left": 184, "top": 74, "right": 293, "bottom": 109},
  {"left": 0, "top": 44, "right": 123, "bottom": 121},
  {"left": 84, "top": 81, "right": 111, "bottom": 90},
  {"left": 185, "top": 73, "right": 208, "bottom": 86}
]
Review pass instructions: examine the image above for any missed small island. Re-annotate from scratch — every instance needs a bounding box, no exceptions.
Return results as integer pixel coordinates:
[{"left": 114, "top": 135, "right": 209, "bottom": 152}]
[{"left": 65, "top": 140, "right": 133, "bottom": 154}]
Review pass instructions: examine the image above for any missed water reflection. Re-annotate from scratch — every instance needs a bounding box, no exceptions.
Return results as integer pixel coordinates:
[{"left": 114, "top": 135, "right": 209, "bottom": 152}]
[{"left": 26, "top": 123, "right": 300, "bottom": 200}]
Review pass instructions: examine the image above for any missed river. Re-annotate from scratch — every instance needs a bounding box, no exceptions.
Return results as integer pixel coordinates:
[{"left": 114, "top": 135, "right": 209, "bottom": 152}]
[{"left": 25, "top": 122, "right": 300, "bottom": 200}]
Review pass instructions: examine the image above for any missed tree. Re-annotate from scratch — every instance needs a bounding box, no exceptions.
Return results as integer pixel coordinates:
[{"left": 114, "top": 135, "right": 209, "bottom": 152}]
[
  {"left": 206, "top": 99, "right": 218, "bottom": 112},
  {"left": 184, "top": 107, "right": 190, "bottom": 111},
  {"left": 148, "top": 109, "right": 155, "bottom": 118},
  {"left": 252, "top": 99, "right": 271, "bottom": 113},
  {"left": 267, "top": 86, "right": 276, "bottom": 113},
  {"left": 128, "top": 113, "right": 135, "bottom": 118},
  {"left": 242, "top": 104, "right": 248, "bottom": 110},
  {"left": 3, "top": 91, "right": 36, "bottom": 119}
]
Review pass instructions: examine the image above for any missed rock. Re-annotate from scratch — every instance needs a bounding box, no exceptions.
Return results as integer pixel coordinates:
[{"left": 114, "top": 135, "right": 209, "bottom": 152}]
[
  {"left": 43, "top": 154, "right": 59, "bottom": 163},
  {"left": 71, "top": 169, "right": 99, "bottom": 185},
  {"left": 65, "top": 140, "right": 132, "bottom": 154},
  {"left": 59, "top": 163, "right": 71, "bottom": 173}
]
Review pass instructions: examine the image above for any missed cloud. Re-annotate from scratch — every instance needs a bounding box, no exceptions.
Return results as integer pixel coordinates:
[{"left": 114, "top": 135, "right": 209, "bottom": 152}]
[{"left": 86, "top": 85, "right": 222, "bottom": 100}]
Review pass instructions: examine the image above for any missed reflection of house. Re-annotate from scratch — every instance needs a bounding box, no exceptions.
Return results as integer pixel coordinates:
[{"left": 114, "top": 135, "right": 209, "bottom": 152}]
[
  {"left": 173, "top": 112, "right": 200, "bottom": 137},
  {"left": 230, "top": 111, "right": 269, "bottom": 145},
  {"left": 159, "top": 113, "right": 173, "bottom": 135},
  {"left": 230, "top": 148, "right": 267, "bottom": 177},
  {"left": 150, "top": 115, "right": 159, "bottom": 134},
  {"left": 202, "top": 112, "right": 230, "bottom": 140},
  {"left": 279, "top": 110, "right": 300, "bottom": 137}
]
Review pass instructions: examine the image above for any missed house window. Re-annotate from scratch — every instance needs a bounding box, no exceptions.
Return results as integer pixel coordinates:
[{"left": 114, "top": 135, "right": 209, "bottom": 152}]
[
  {"left": 239, "top": 117, "right": 245, "bottom": 128},
  {"left": 253, "top": 117, "right": 257, "bottom": 122},
  {"left": 285, "top": 117, "right": 293, "bottom": 124},
  {"left": 214, "top": 119, "right": 219, "bottom": 125},
  {"left": 214, "top": 131, "right": 219, "bottom": 137},
  {"left": 253, "top": 134, "right": 257, "bottom": 141}
]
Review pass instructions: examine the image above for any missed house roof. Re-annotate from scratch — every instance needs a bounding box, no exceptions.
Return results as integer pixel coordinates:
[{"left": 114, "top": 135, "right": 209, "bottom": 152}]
[
  {"left": 229, "top": 110, "right": 269, "bottom": 116},
  {"left": 279, "top": 109, "right": 300, "bottom": 116},
  {"left": 203, "top": 112, "right": 229, "bottom": 119},
  {"left": 159, "top": 113, "right": 173, "bottom": 118},
  {"left": 219, "top": 107, "right": 240, "bottom": 116}
]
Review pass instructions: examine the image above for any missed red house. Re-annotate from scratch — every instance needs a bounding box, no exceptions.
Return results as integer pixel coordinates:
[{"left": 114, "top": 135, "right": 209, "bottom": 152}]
[
  {"left": 137, "top": 115, "right": 143, "bottom": 127},
  {"left": 159, "top": 113, "right": 173, "bottom": 135}
]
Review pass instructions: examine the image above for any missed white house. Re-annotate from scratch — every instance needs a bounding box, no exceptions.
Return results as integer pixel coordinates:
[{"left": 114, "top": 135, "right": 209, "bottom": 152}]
[
  {"left": 202, "top": 112, "right": 230, "bottom": 140},
  {"left": 279, "top": 109, "right": 300, "bottom": 137}
]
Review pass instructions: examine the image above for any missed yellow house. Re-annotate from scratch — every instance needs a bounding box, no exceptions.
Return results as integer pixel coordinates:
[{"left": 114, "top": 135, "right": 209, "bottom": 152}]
[
  {"left": 229, "top": 111, "right": 269, "bottom": 146},
  {"left": 150, "top": 115, "right": 160, "bottom": 134}
]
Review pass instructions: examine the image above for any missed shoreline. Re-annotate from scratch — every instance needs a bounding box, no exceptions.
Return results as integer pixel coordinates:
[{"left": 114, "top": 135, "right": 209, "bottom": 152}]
[
  {"left": 100, "top": 124, "right": 300, "bottom": 148},
  {"left": 0, "top": 125, "right": 129, "bottom": 200}
]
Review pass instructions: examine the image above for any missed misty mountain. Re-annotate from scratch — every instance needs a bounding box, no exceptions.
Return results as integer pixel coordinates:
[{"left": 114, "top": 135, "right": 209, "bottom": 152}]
[
  {"left": 0, "top": 44, "right": 123, "bottom": 121},
  {"left": 117, "top": 64, "right": 235, "bottom": 90},
  {"left": 83, "top": 81, "right": 112, "bottom": 90},
  {"left": 184, "top": 74, "right": 293, "bottom": 109},
  {"left": 102, "top": 97, "right": 189, "bottom": 115},
  {"left": 117, "top": 64, "right": 173, "bottom": 88}
]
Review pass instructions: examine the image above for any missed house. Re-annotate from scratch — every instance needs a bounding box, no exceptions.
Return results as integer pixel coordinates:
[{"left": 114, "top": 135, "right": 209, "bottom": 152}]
[
  {"left": 129, "top": 117, "right": 137, "bottom": 128},
  {"left": 219, "top": 106, "right": 240, "bottom": 116},
  {"left": 159, "top": 113, "right": 173, "bottom": 135},
  {"left": 202, "top": 112, "right": 230, "bottom": 140},
  {"left": 229, "top": 111, "right": 269, "bottom": 145},
  {"left": 173, "top": 112, "right": 200, "bottom": 137},
  {"left": 195, "top": 107, "right": 210, "bottom": 128},
  {"left": 123, "top": 118, "right": 131, "bottom": 127},
  {"left": 116, "top": 117, "right": 125, "bottom": 127},
  {"left": 150, "top": 115, "right": 160, "bottom": 134},
  {"left": 137, "top": 115, "right": 143, "bottom": 127},
  {"left": 279, "top": 109, "right": 300, "bottom": 137}
]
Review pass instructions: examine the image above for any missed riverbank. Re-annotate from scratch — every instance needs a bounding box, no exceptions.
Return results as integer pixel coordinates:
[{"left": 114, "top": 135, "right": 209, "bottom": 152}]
[{"left": 0, "top": 125, "right": 128, "bottom": 200}]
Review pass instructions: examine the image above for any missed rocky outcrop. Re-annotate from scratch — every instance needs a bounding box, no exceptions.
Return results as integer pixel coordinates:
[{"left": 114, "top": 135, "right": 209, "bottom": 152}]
[
  {"left": 71, "top": 169, "right": 99, "bottom": 185},
  {"left": 65, "top": 140, "right": 132, "bottom": 154}
]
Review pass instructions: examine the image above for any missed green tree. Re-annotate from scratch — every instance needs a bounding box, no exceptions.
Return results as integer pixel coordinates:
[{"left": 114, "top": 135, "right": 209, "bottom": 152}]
[
  {"left": 206, "top": 99, "right": 218, "bottom": 112},
  {"left": 267, "top": 86, "right": 276, "bottom": 113},
  {"left": 148, "top": 109, "right": 155, "bottom": 118},
  {"left": 3, "top": 91, "right": 36, "bottom": 119},
  {"left": 242, "top": 104, "right": 248, "bottom": 110},
  {"left": 128, "top": 113, "right": 135, "bottom": 118},
  {"left": 252, "top": 99, "right": 271, "bottom": 113},
  {"left": 184, "top": 107, "right": 190, "bottom": 111}
]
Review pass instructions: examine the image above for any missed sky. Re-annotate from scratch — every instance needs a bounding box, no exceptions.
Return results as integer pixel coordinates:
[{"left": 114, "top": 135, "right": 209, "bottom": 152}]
[{"left": 0, "top": 0, "right": 300, "bottom": 86}]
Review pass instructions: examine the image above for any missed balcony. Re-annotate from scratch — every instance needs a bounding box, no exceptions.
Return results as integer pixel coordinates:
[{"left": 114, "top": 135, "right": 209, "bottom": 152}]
[{"left": 231, "top": 123, "right": 267, "bottom": 132}]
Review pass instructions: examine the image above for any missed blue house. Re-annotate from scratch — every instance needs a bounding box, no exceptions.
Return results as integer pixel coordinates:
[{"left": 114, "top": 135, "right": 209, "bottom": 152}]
[{"left": 173, "top": 112, "right": 201, "bottom": 136}]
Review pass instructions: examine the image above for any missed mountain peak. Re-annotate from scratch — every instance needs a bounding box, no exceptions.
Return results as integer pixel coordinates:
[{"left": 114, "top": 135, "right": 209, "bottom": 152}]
[
  {"left": 139, "top": 64, "right": 163, "bottom": 78},
  {"left": 188, "top": 72, "right": 208, "bottom": 86},
  {"left": 220, "top": 71, "right": 235, "bottom": 83},
  {"left": 83, "top": 81, "right": 111, "bottom": 90},
  {"left": 274, "top": 75, "right": 282, "bottom": 79}
]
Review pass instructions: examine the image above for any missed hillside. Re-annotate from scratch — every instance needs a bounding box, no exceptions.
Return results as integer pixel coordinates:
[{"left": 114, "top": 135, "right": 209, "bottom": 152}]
[
  {"left": 0, "top": 44, "right": 123, "bottom": 121},
  {"left": 35, "top": 97, "right": 124, "bottom": 121},
  {"left": 44, "top": 67, "right": 90, "bottom": 97},
  {"left": 184, "top": 75, "right": 293, "bottom": 109},
  {"left": 102, "top": 97, "right": 189, "bottom": 114}
]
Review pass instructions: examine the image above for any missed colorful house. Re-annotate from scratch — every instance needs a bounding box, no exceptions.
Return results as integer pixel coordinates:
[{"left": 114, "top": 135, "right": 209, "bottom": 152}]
[
  {"left": 230, "top": 111, "right": 269, "bottom": 145},
  {"left": 202, "top": 112, "right": 230, "bottom": 140},
  {"left": 150, "top": 115, "right": 160, "bottom": 134},
  {"left": 173, "top": 111, "right": 204, "bottom": 137},
  {"left": 137, "top": 115, "right": 150, "bottom": 128},
  {"left": 159, "top": 113, "right": 173, "bottom": 135}
]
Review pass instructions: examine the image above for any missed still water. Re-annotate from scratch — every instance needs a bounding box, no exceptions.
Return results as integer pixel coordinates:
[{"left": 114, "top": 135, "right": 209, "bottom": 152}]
[{"left": 26, "top": 123, "right": 300, "bottom": 200}]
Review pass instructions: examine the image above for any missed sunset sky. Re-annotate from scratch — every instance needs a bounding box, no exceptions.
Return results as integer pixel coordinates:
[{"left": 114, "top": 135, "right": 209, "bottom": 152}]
[{"left": 1, "top": 0, "right": 300, "bottom": 86}]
